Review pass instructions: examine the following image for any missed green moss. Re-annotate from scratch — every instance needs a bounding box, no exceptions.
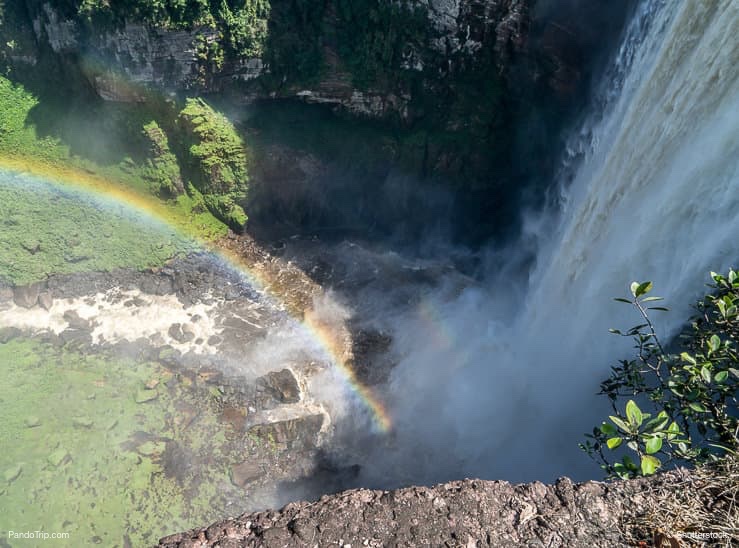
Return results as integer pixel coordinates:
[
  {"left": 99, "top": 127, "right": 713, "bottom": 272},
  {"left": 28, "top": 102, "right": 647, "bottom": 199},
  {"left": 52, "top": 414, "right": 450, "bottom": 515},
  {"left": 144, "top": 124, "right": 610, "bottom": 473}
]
[
  {"left": 0, "top": 337, "right": 246, "bottom": 546},
  {"left": 178, "top": 98, "right": 249, "bottom": 230},
  {"left": 0, "top": 172, "right": 193, "bottom": 285},
  {"left": 141, "top": 121, "right": 184, "bottom": 198},
  {"left": 0, "top": 75, "right": 230, "bottom": 243}
]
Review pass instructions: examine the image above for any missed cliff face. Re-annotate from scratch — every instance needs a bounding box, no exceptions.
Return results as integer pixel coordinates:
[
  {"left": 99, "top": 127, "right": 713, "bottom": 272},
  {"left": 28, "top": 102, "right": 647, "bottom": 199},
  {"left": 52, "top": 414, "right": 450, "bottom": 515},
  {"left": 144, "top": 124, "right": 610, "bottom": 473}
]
[{"left": 18, "top": 0, "right": 528, "bottom": 118}]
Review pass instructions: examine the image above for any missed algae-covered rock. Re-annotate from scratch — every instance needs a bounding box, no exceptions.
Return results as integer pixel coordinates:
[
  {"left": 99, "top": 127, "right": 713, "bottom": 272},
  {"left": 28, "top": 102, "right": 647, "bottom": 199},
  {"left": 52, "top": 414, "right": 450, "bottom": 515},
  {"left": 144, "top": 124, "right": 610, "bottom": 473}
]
[
  {"left": 72, "top": 416, "right": 94, "bottom": 428},
  {"left": 137, "top": 440, "right": 167, "bottom": 457},
  {"left": 24, "top": 416, "right": 41, "bottom": 428},
  {"left": 4, "top": 464, "right": 23, "bottom": 483},
  {"left": 135, "top": 388, "right": 159, "bottom": 403},
  {"left": 47, "top": 448, "right": 70, "bottom": 467}
]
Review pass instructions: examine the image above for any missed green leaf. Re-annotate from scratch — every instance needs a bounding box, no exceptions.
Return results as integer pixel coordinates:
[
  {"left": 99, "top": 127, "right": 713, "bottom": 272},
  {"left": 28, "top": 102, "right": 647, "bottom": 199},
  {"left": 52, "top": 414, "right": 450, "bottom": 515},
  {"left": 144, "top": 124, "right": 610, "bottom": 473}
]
[
  {"left": 729, "top": 368, "right": 739, "bottom": 379},
  {"left": 608, "top": 328, "right": 623, "bottom": 335},
  {"left": 609, "top": 415, "right": 631, "bottom": 433},
  {"left": 613, "top": 298, "right": 632, "bottom": 304},
  {"left": 635, "top": 281, "right": 653, "bottom": 297},
  {"left": 714, "top": 370, "right": 728, "bottom": 383},
  {"left": 625, "top": 400, "right": 643, "bottom": 428},
  {"left": 640, "top": 455, "right": 661, "bottom": 475},
  {"left": 613, "top": 462, "right": 631, "bottom": 479},
  {"left": 666, "top": 422, "right": 680, "bottom": 439},
  {"left": 709, "top": 334, "right": 721, "bottom": 352},
  {"left": 681, "top": 352, "right": 697, "bottom": 365},
  {"left": 643, "top": 411, "right": 669, "bottom": 432},
  {"left": 689, "top": 402, "right": 707, "bottom": 413},
  {"left": 645, "top": 436, "right": 662, "bottom": 454},
  {"left": 700, "top": 365, "right": 712, "bottom": 384},
  {"left": 600, "top": 422, "right": 617, "bottom": 435},
  {"left": 630, "top": 282, "right": 640, "bottom": 297},
  {"left": 623, "top": 455, "right": 638, "bottom": 471},
  {"left": 606, "top": 437, "right": 623, "bottom": 450},
  {"left": 641, "top": 296, "right": 663, "bottom": 302},
  {"left": 648, "top": 307, "right": 670, "bottom": 311}
]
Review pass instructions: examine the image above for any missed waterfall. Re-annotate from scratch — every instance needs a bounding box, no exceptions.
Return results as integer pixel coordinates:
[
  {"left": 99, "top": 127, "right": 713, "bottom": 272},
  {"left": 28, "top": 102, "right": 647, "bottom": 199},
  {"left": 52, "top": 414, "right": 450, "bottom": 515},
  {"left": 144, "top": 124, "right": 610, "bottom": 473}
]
[{"left": 364, "top": 0, "right": 739, "bottom": 485}]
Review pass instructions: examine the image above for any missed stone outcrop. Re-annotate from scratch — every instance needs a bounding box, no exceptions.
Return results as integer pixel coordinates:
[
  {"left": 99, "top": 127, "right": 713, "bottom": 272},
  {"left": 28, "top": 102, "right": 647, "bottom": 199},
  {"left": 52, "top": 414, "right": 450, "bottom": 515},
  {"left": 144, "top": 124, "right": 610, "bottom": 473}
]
[{"left": 157, "top": 469, "right": 695, "bottom": 547}]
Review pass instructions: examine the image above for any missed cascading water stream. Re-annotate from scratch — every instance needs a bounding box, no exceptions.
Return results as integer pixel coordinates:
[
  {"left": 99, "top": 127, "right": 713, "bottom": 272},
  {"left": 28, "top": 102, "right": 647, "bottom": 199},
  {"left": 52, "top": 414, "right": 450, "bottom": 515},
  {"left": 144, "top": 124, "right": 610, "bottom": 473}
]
[{"left": 362, "top": 0, "right": 739, "bottom": 486}]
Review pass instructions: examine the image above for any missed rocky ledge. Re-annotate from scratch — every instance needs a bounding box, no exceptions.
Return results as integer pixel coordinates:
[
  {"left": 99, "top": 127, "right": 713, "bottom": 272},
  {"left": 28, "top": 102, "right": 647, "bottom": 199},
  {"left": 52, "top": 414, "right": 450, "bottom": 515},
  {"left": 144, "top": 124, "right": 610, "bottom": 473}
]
[{"left": 158, "top": 463, "right": 737, "bottom": 548}]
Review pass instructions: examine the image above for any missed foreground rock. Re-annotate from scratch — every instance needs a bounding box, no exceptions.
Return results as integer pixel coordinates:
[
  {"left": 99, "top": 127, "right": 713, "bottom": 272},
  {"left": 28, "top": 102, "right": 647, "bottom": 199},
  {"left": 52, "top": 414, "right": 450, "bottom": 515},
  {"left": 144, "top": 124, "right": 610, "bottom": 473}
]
[{"left": 158, "top": 468, "right": 714, "bottom": 547}]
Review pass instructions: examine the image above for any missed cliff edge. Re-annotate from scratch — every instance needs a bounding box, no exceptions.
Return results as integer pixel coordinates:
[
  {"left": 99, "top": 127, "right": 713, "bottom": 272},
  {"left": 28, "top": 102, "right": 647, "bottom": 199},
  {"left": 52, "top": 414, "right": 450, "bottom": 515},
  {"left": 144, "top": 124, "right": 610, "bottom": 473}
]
[{"left": 158, "top": 459, "right": 738, "bottom": 547}]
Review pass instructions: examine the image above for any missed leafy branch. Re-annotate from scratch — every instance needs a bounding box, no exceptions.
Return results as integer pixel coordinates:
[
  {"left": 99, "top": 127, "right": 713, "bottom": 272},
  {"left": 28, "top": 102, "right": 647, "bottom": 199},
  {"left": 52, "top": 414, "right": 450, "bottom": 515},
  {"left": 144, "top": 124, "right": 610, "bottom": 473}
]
[{"left": 581, "top": 270, "right": 739, "bottom": 479}]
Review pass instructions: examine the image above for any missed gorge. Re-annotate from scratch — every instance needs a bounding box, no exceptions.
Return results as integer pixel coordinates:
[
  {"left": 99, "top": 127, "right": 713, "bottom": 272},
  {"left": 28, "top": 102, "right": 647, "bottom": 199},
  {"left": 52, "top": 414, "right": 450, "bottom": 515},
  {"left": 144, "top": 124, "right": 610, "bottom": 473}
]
[{"left": 0, "top": 0, "right": 737, "bottom": 546}]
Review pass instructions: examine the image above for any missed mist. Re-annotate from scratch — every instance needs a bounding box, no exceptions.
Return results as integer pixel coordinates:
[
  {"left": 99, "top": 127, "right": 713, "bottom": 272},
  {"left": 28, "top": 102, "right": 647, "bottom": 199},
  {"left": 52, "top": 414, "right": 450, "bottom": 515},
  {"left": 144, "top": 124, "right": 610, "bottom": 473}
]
[{"left": 309, "top": 0, "right": 739, "bottom": 488}]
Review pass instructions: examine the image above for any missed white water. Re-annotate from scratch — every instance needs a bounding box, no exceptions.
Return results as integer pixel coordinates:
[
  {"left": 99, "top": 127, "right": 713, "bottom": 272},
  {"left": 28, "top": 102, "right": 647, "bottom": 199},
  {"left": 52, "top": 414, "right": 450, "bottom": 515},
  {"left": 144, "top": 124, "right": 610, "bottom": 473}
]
[{"left": 362, "top": 0, "right": 739, "bottom": 484}]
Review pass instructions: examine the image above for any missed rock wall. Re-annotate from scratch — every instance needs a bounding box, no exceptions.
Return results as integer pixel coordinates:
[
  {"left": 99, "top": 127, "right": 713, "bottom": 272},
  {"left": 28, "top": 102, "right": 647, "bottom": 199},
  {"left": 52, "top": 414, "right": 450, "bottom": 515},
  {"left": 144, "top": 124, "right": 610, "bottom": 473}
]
[
  {"left": 157, "top": 468, "right": 693, "bottom": 547},
  {"left": 18, "top": 0, "right": 529, "bottom": 116}
]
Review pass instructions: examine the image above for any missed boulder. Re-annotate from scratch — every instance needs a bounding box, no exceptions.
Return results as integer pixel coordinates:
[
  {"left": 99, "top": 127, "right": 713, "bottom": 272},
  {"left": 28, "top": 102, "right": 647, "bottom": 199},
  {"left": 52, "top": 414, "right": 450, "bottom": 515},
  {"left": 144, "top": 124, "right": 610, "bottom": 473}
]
[
  {"left": 13, "top": 283, "right": 41, "bottom": 308},
  {"left": 256, "top": 369, "right": 301, "bottom": 406},
  {"left": 37, "top": 291, "right": 53, "bottom": 310}
]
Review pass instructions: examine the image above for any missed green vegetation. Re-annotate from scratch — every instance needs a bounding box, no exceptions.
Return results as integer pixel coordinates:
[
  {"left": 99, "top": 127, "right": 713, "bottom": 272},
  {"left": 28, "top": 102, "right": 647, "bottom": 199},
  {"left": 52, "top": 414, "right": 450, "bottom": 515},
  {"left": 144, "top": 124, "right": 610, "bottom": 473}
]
[
  {"left": 0, "top": 337, "right": 237, "bottom": 546},
  {"left": 142, "top": 120, "right": 184, "bottom": 198},
  {"left": 0, "top": 173, "right": 193, "bottom": 285},
  {"left": 582, "top": 273, "right": 739, "bottom": 479},
  {"left": 334, "top": 0, "right": 430, "bottom": 89},
  {"left": 0, "top": 74, "right": 246, "bottom": 240},
  {"left": 76, "top": 0, "right": 269, "bottom": 61},
  {"left": 178, "top": 98, "right": 249, "bottom": 229}
]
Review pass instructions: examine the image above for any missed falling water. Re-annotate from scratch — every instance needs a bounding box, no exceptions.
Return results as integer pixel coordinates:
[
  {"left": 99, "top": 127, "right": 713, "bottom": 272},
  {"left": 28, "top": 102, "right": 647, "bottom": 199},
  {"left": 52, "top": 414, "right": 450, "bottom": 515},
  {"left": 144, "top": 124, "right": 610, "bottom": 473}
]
[{"left": 365, "top": 0, "right": 739, "bottom": 485}]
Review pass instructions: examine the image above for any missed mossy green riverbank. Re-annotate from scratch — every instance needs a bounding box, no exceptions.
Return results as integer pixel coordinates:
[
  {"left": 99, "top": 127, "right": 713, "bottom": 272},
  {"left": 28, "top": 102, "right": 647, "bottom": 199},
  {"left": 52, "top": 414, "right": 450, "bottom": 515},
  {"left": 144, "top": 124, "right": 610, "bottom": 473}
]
[{"left": 0, "top": 337, "right": 240, "bottom": 547}]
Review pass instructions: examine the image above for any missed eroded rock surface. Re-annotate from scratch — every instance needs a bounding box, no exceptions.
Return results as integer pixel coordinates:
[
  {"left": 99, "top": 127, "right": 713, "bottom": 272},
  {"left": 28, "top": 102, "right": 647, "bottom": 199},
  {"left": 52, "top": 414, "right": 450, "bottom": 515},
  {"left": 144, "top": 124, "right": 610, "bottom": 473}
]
[{"left": 158, "top": 470, "right": 691, "bottom": 547}]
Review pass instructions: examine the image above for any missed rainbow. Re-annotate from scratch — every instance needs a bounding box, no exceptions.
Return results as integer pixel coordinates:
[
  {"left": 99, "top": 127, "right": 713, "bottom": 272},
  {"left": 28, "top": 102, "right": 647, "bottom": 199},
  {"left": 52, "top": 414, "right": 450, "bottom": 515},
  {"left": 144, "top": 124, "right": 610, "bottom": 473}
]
[{"left": 0, "top": 156, "right": 393, "bottom": 432}]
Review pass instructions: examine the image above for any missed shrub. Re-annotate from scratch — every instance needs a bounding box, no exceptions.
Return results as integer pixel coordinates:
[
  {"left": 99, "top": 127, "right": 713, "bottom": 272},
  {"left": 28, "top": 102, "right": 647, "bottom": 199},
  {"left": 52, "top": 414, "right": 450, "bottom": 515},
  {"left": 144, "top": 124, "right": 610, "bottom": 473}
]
[
  {"left": 141, "top": 121, "right": 184, "bottom": 198},
  {"left": 582, "top": 271, "right": 739, "bottom": 479},
  {"left": 177, "top": 98, "right": 248, "bottom": 229}
]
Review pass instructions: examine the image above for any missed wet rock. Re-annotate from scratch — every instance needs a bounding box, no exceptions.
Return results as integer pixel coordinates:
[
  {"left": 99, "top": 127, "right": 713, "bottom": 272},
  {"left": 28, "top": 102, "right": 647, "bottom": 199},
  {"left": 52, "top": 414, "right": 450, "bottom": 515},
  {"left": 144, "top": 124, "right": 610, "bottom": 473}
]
[
  {"left": 157, "top": 346, "right": 182, "bottom": 367},
  {"left": 0, "top": 286, "right": 13, "bottom": 303},
  {"left": 0, "top": 327, "right": 22, "bottom": 344},
  {"left": 230, "top": 461, "right": 262, "bottom": 488},
  {"left": 220, "top": 405, "right": 246, "bottom": 432},
  {"left": 63, "top": 310, "right": 91, "bottom": 330},
  {"left": 59, "top": 329, "right": 92, "bottom": 347},
  {"left": 13, "top": 283, "right": 41, "bottom": 308},
  {"left": 168, "top": 323, "right": 194, "bottom": 343},
  {"left": 197, "top": 367, "right": 223, "bottom": 385},
  {"left": 4, "top": 464, "right": 23, "bottom": 483},
  {"left": 47, "top": 448, "right": 70, "bottom": 467},
  {"left": 256, "top": 369, "right": 301, "bottom": 406},
  {"left": 248, "top": 414, "right": 323, "bottom": 446},
  {"left": 37, "top": 291, "right": 54, "bottom": 310},
  {"left": 141, "top": 276, "right": 174, "bottom": 296},
  {"left": 135, "top": 389, "right": 159, "bottom": 403},
  {"left": 24, "top": 416, "right": 41, "bottom": 428}
]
